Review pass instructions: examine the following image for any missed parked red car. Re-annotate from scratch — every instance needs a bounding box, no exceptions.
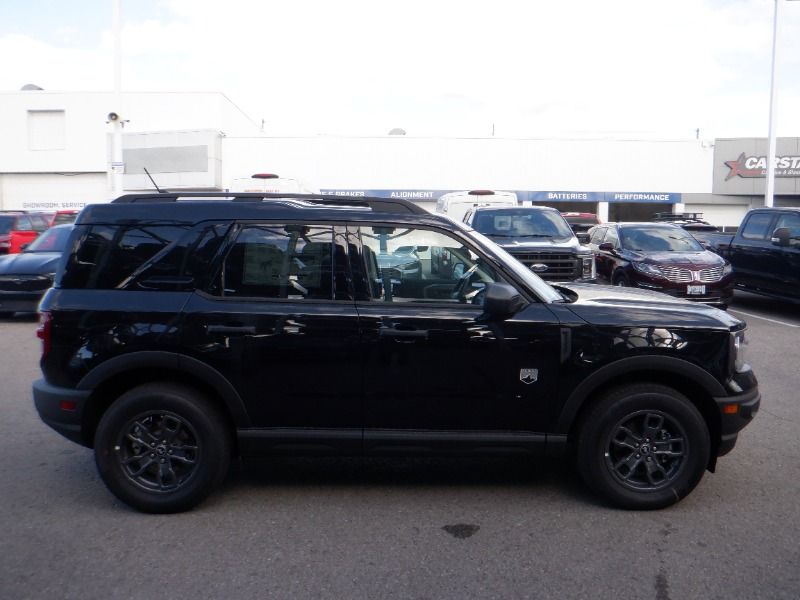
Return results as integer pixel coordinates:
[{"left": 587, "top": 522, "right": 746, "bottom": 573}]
[
  {"left": 588, "top": 222, "right": 734, "bottom": 308},
  {"left": 0, "top": 212, "right": 50, "bottom": 255}
]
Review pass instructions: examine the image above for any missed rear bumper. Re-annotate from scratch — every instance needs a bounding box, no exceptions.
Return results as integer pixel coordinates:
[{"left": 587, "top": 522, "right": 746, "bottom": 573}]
[
  {"left": 714, "top": 385, "right": 760, "bottom": 456},
  {"left": 32, "top": 378, "right": 92, "bottom": 447}
]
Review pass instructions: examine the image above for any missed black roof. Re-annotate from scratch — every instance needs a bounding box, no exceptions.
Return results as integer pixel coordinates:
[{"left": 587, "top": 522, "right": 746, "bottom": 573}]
[{"left": 78, "top": 193, "right": 454, "bottom": 228}]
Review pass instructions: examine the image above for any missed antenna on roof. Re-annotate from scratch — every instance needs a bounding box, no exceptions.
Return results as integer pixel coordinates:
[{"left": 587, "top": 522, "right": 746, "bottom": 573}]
[{"left": 143, "top": 167, "right": 167, "bottom": 193}]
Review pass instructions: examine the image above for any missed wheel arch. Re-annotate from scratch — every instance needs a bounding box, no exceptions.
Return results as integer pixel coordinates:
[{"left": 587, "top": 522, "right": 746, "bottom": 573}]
[
  {"left": 77, "top": 351, "right": 250, "bottom": 447},
  {"left": 560, "top": 356, "right": 724, "bottom": 467}
]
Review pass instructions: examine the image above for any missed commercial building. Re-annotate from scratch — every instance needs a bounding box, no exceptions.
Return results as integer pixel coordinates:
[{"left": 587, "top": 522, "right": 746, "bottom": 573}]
[{"left": 1, "top": 89, "right": 798, "bottom": 226}]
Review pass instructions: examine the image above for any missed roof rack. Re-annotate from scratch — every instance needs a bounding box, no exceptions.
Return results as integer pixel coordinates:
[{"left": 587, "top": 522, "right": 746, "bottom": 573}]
[
  {"left": 111, "top": 192, "right": 428, "bottom": 215},
  {"left": 652, "top": 212, "right": 706, "bottom": 222}
]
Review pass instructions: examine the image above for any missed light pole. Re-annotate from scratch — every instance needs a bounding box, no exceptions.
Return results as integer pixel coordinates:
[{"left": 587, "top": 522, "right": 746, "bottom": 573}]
[
  {"left": 109, "top": 0, "right": 124, "bottom": 197},
  {"left": 765, "top": 0, "right": 780, "bottom": 208},
  {"left": 765, "top": 0, "right": 799, "bottom": 208}
]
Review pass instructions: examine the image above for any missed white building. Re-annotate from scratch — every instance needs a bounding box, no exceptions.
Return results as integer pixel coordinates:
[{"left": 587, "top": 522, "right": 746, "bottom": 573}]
[{"left": 1, "top": 89, "right": 796, "bottom": 227}]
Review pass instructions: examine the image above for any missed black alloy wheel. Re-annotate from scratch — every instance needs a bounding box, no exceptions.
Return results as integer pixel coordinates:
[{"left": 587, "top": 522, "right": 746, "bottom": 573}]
[
  {"left": 613, "top": 272, "right": 630, "bottom": 287},
  {"left": 575, "top": 383, "right": 710, "bottom": 509},
  {"left": 94, "top": 382, "right": 231, "bottom": 513}
]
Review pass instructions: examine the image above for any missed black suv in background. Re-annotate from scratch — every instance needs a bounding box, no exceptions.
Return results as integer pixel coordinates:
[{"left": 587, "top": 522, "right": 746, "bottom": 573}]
[
  {"left": 463, "top": 205, "right": 596, "bottom": 282},
  {"left": 33, "top": 193, "right": 758, "bottom": 513}
]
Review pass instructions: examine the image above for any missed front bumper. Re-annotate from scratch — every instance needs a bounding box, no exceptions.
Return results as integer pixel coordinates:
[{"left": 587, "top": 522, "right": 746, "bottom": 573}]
[
  {"left": 32, "top": 378, "right": 92, "bottom": 447},
  {"left": 0, "top": 290, "right": 43, "bottom": 313},
  {"left": 714, "top": 385, "right": 760, "bottom": 456}
]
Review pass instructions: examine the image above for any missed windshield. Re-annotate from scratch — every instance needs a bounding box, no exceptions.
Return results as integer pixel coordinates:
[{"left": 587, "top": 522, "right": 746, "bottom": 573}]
[
  {"left": 465, "top": 229, "right": 563, "bottom": 303},
  {"left": 25, "top": 226, "right": 72, "bottom": 253},
  {"left": 620, "top": 226, "right": 704, "bottom": 252},
  {"left": 473, "top": 209, "right": 574, "bottom": 240}
]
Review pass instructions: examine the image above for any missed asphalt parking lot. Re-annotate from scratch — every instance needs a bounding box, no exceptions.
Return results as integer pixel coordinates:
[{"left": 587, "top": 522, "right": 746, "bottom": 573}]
[{"left": 1, "top": 291, "right": 798, "bottom": 600}]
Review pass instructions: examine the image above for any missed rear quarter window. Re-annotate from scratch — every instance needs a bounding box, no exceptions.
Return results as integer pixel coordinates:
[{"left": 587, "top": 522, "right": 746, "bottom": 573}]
[{"left": 60, "top": 224, "right": 193, "bottom": 289}]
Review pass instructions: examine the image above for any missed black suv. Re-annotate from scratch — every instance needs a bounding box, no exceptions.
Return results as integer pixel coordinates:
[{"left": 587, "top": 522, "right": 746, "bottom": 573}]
[{"left": 33, "top": 193, "right": 759, "bottom": 513}]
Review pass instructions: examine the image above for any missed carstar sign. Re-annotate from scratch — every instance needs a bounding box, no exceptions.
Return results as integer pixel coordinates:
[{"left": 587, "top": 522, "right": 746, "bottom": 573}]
[{"left": 725, "top": 152, "right": 800, "bottom": 180}]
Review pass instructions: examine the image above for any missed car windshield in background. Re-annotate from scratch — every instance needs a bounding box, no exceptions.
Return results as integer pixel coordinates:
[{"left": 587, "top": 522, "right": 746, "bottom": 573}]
[
  {"left": 473, "top": 209, "right": 574, "bottom": 240},
  {"left": 620, "top": 226, "right": 704, "bottom": 252},
  {"left": 25, "top": 226, "right": 72, "bottom": 252}
]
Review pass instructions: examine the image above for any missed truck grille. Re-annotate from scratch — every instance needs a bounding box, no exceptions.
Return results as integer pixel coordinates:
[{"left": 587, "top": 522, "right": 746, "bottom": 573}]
[
  {"left": 508, "top": 252, "right": 579, "bottom": 280},
  {"left": 657, "top": 265, "right": 725, "bottom": 283},
  {"left": 0, "top": 274, "right": 53, "bottom": 292}
]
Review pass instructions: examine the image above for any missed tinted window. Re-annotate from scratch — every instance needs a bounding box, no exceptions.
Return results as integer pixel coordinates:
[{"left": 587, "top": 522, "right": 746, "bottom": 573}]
[
  {"left": 360, "top": 225, "right": 500, "bottom": 304},
  {"left": 604, "top": 228, "right": 619, "bottom": 248},
  {"left": 61, "top": 224, "right": 191, "bottom": 289},
  {"left": 220, "top": 224, "right": 334, "bottom": 300},
  {"left": 775, "top": 213, "right": 800, "bottom": 238},
  {"left": 0, "top": 216, "right": 14, "bottom": 234},
  {"left": 15, "top": 216, "right": 33, "bottom": 231},
  {"left": 619, "top": 226, "right": 703, "bottom": 252},
  {"left": 589, "top": 226, "right": 607, "bottom": 245},
  {"left": 29, "top": 214, "right": 49, "bottom": 232},
  {"left": 741, "top": 213, "right": 775, "bottom": 240}
]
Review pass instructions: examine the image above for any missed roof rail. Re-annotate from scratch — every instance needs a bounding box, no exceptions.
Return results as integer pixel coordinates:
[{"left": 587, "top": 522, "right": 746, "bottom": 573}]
[
  {"left": 111, "top": 192, "right": 428, "bottom": 215},
  {"left": 652, "top": 212, "right": 706, "bottom": 221}
]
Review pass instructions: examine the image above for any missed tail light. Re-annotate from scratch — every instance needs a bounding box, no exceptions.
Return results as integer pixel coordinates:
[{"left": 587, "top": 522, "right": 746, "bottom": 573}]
[{"left": 37, "top": 311, "right": 53, "bottom": 359}]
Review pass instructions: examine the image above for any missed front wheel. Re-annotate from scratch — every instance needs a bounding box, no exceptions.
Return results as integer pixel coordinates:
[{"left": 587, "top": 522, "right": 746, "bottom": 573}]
[
  {"left": 94, "top": 382, "right": 232, "bottom": 513},
  {"left": 575, "top": 383, "right": 710, "bottom": 509}
]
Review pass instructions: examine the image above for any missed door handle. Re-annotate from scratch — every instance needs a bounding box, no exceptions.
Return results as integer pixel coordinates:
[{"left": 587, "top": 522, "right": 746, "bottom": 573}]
[
  {"left": 379, "top": 326, "right": 428, "bottom": 340},
  {"left": 206, "top": 325, "right": 256, "bottom": 334}
]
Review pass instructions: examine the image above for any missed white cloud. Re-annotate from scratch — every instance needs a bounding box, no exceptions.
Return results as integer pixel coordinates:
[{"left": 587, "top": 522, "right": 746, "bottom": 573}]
[{"left": 1, "top": 0, "right": 799, "bottom": 138}]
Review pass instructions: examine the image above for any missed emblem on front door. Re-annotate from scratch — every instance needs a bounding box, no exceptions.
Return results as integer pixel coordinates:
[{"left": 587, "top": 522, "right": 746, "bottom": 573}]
[{"left": 520, "top": 368, "right": 538, "bottom": 384}]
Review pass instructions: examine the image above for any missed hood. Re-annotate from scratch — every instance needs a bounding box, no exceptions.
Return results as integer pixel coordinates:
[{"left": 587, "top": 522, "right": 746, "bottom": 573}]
[
  {"left": 494, "top": 237, "right": 580, "bottom": 250},
  {"left": 0, "top": 252, "right": 62, "bottom": 275},
  {"left": 628, "top": 250, "right": 724, "bottom": 267},
  {"left": 554, "top": 282, "right": 741, "bottom": 329}
]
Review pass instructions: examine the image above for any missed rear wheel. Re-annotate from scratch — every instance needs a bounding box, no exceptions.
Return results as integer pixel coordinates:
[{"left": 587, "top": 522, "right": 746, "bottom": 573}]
[
  {"left": 575, "top": 383, "right": 710, "bottom": 509},
  {"left": 94, "top": 382, "right": 231, "bottom": 513}
]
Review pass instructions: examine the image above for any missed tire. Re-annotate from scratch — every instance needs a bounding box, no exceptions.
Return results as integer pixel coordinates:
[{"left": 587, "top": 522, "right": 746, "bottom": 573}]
[
  {"left": 94, "top": 382, "right": 232, "bottom": 513},
  {"left": 612, "top": 272, "right": 629, "bottom": 287},
  {"left": 575, "top": 383, "right": 710, "bottom": 510}
]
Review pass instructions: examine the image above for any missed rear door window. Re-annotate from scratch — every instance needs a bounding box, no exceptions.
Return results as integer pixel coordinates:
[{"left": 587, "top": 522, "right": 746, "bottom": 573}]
[{"left": 218, "top": 224, "right": 337, "bottom": 300}]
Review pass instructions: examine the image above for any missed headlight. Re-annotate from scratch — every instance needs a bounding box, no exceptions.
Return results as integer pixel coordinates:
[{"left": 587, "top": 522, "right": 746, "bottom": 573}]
[
  {"left": 581, "top": 256, "right": 595, "bottom": 278},
  {"left": 631, "top": 261, "right": 662, "bottom": 277},
  {"left": 723, "top": 262, "right": 733, "bottom": 276},
  {"left": 731, "top": 329, "right": 749, "bottom": 373}
]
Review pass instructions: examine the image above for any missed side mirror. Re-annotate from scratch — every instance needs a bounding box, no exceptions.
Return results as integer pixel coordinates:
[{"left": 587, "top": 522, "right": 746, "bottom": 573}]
[
  {"left": 20, "top": 243, "right": 30, "bottom": 251},
  {"left": 482, "top": 282, "right": 525, "bottom": 319},
  {"left": 771, "top": 227, "right": 790, "bottom": 247},
  {"left": 576, "top": 232, "right": 590, "bottom": 244},
  {"left": 598, "top": 242, "right": 614, "bottom": 252}
]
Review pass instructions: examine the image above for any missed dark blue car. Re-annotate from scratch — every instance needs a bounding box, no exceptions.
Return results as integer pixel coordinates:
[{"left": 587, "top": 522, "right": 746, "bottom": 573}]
[{"left": 0, "top": 224, "right": 72, "bottom": 317}]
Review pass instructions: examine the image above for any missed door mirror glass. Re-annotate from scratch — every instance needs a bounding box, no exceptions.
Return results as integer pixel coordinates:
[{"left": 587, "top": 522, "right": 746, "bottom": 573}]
[
  {"left": 771, "top": 227, "right": 791, "bottom": 247},
  {"left": 576, "top": 232, "right": 590, "bottom": 244}
]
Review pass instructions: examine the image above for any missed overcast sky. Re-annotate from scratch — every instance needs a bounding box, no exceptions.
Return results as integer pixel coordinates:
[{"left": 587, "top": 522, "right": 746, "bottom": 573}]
[{"left": 1, "top": 0, "right": 799, "bottom": 139}]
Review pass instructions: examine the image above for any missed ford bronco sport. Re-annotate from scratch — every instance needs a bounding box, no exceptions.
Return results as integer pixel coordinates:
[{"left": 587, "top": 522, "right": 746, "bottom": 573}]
[{"left": 33, "top": 193, "right": 759, "bottom": 512}]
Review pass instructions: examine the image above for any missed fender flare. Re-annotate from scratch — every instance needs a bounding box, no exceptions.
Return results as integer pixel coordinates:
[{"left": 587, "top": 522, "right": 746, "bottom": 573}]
[
  {"left": 556, "top": 355, "right": 726, "bottom": 432},
  {"left": 76, "top": 351, "right": 251, "bottom": 427}
]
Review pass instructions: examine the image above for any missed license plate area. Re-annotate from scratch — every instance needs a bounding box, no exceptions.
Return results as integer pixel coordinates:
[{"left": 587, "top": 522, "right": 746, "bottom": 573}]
[{"left": 687, "top": 284, "right": 706, "bottom": 295}]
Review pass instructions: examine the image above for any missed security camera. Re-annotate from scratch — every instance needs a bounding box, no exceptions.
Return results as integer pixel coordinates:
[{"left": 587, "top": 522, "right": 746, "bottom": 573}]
[{"left": 107, "top": 112, "right": 120, "bottom": 122}]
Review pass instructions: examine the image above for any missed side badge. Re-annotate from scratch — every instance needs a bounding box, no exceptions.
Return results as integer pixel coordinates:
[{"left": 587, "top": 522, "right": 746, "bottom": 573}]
[{"left": 520, "top": 368, "right": 538, "bottom": 384}]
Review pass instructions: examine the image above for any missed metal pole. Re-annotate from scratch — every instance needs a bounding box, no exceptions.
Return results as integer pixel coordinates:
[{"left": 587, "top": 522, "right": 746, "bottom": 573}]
[
  {"left": 765, "top": 0, "right": 780, "bottom": 208},
  {"left": 110, "top": 0, "right": 124, "bottom": 197}
]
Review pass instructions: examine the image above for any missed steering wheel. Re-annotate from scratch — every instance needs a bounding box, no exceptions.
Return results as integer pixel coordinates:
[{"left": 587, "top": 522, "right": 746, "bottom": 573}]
[{"left": 451, "top": 264, "right": 482, "bottom": 303}]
